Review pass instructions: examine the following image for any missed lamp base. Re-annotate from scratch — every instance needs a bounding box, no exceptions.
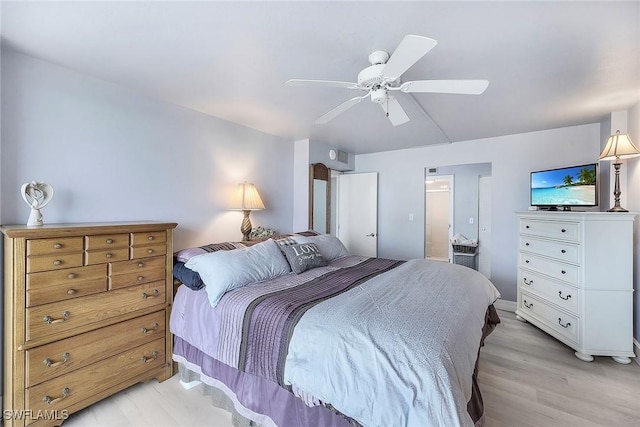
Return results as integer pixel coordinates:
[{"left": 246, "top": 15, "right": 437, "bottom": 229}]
[
  {"left": 241, "top": 210, "right": 252, "bottom": 241},
  {"left": 607, "top": 206, "right": 629, "bottom": 213},
  {"left": 608, "top": 162, "right": 628, "bottom": 213}
]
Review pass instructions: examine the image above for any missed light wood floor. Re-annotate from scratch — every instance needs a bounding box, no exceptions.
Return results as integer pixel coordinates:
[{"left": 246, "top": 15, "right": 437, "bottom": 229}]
[{"left": 63, "top": 310, "right": 640, "bottom": 426}]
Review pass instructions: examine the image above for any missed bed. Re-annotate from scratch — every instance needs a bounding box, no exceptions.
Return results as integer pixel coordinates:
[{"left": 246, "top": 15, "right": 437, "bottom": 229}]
[{"left": 170, "top": 233, "right": 500, "bottom": 427}]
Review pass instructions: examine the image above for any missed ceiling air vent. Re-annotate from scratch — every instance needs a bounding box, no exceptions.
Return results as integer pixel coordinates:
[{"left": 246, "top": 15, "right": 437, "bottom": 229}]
[
  {"left": 427, "top": 167, "right": 438, "bottom": 174},
  {"left": 337, "top": 150, "right": 349, "bottom": 163}
]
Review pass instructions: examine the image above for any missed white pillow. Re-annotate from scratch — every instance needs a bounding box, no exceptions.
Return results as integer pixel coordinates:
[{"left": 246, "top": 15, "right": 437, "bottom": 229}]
[
  {"left": 185, "top": 239, "right": 291, "bottom": 307},
  {"left": 293, "top": 234, "right": 349, "bottom": 262}
]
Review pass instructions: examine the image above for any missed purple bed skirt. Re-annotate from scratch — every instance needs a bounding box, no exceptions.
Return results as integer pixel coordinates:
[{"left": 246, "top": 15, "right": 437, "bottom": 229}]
[{"left": 173, "top": 337, "right": 357, "bottom": 427}]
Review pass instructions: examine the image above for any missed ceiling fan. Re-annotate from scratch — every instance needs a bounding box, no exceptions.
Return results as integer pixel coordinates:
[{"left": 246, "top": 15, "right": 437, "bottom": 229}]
[{"left": 286, "top": 35, "right": 489, "bottom": 126}]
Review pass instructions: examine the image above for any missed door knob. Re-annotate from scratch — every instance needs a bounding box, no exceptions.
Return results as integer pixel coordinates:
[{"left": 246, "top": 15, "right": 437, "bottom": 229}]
[{"left": 366, "top": 233, "right": 376, "bottom": 237}]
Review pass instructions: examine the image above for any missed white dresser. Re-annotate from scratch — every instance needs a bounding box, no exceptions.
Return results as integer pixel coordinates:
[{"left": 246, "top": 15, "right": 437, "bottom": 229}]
[{"left": 515, "top": 211, "right": 636, "bottom": 364}]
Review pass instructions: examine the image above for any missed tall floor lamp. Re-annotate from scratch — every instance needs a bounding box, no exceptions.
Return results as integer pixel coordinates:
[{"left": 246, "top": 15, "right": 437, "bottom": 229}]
[
  {"left": 231, "top": 182, "right": 265, "bottom": 240},
  {"left": 598, "top": 130, "right": 640, "bottom": 212}
]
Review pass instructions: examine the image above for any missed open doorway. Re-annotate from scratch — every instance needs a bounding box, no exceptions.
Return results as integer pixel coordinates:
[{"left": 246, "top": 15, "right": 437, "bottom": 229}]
[{"left": 425, "top": 175, "right": 453, "bottom": 262}]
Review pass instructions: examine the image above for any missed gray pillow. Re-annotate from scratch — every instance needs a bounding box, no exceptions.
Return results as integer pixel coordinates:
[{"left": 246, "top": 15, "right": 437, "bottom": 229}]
[
  {"left": 293, "top": 234, "right": 349, "bottom": 262},
  {"left": 185, "top": 239, "right": 291, "bottom": 307},
  {"left": 280, "top": 243, "right": 327, "bottom": 274}
]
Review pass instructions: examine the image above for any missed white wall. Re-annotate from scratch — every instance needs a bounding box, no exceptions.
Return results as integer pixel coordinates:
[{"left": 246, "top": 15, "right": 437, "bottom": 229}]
[
  {"left": 624, "top": 101, "right": 640, "bottom": 344},
  {"left": 1, "top": 49, "right": 294, "bottom": 249},
  {"left": 355, "top": 123, "right": 601, "bottom": 302},
  {"left": 0, "top": 48, "right": 296, "bottom": 397}
]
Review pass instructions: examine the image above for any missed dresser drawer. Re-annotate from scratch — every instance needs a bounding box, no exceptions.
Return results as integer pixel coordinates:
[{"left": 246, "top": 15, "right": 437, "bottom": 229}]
[
  {"left": 518, "top": 268, "right": 579, "bottom": 314},
  {"left": 519, "top": 292, "right": 579, "bottom": 344},
  {"left": 27, "top": 264, "right": 106, "bottom": 289},
  {"left": 519, "top": 235, "right": 580, "bottom": 264},
  {"left": 519, "top": 252, "right": 579, "bottom": 285},
  {"left": 131, "top": 231, "right": 166, "bottom": 246},
  {"left": 85, "top": 233, "right": 129, "bottom": 250},
  {"left": 109, "top": 256, "right": 165, "bottom": 275},
  {"left": 27, "top": 279, "right": 108, "bottom": 307},
  {"left": 27, "top": 253, "right": 84, "bottom": 274},
  {"left": 25, "top": 338, "right": 165, "bottom": 418},
  {"left": 26, "top": 281, "right": 166, "bottom": 342},
  {"left": 520, "top": 219, "right": 580, "bottom": 242},
  {"left": 25, "top": 311, "right": 166, "bottom": 387},
  {"left": 109, "top": 267, "right": 166, "bottom": 290},
  {"left": 85, "top": 247, "right": 130, "bottom": 265},
  {"left": 27, "top": 237, "right": 84, "bottom": 256},
  {"left": 131, "top": 243, "right": 166, "bottom": 259}
]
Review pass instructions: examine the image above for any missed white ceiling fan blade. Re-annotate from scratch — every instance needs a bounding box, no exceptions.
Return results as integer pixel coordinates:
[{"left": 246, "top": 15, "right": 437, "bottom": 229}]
[
  {"left": 400, "top": 79, "right": 490, "bottom": 95},
  {"left": 382, "top": 35, "right": 438, "bottom": 81},
  {"left": 315, "top": 96, "right": 365, "bottom": 124},
  {"left": 286, "top": 79, "right": 359, "bottom": 89},
  {"left": 382, "top": 96, "right": 410, "bottom": 126}
]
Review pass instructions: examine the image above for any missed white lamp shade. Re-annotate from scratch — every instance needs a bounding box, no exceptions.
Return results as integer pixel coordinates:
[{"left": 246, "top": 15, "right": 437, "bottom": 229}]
[
  {"left": 231, "top": 183, "right": 265, "bottom": 210},
  {"left": 599, "top": 132, "right": 640, "bottom": 161}
]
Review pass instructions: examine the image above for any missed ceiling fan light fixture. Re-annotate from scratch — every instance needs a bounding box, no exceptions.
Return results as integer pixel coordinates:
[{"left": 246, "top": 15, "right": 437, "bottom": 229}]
[{"left": 371, "top": 88, "right": 387, "bottom": 104}]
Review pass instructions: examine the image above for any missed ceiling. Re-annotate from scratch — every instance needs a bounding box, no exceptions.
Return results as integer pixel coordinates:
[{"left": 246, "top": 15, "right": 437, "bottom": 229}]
[{"left": 2, "top": 1, "right": 639, "bottom": 155}]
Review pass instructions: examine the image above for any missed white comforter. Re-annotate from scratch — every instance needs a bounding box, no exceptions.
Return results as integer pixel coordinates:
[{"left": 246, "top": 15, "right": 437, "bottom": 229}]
[{"left": 283, "top": 259, "right": 500, "bottom": 427}]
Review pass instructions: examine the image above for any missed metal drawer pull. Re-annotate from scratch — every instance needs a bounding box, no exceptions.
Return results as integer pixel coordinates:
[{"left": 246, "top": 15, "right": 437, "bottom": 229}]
[
  {"left": 43, "top": 387, "right": 70, "bottom": 405},
  {"left": 523, "top": 278, "right": 533, "bottom": 286},
  {"left": 561, "top": 270, "right": 566, "bottom": 274},
  {"left": 106, "top": 239, "right": 114, "bottom": 244},
  {"left": 141, "top": 323, "right": 159, "bottom": 334},
  {"left": 138, "top": 262, "right": 145, "bottom": 268},
  {"left": 558, "top": 291, "right": 571, "bottom": 300},
  {"left": 525, "top": 259, "right": 530, "bottom": 263},
  {"left": 137, "top": 276, "right": 145, "bottom": 281},
  {"left": 106, "top": 253, "right": 113, "bottom": 258},
  {"left": 523, "top": 300, "right": 533, "bottom": 309},
  {"left": 53, "top": 243, "right": 62, "bottom": 249},
  {"left": 67, "top": 289, "right": 77, "bottom": 295},
  {"left": 561, "top": 228, "right": 566, "bottom": 233},
  {"left": 525, "top": 242, "right": 530, "bottom": 246},
  {"left": 526, "top": 225, "right": 530, "bottom": 229},
  {"left": 147, "top": 249, "right": 154, "bottom": 254},
  {"left": 558, "top": 318, "right": 571, "bottom": 328},
  {"left": 53, "top": 260, "right": 63, "bottom": 266},
  {"left": 67, "top": 273, "right": 76, "bottom": 279},
  {"left": 43, "top": 311, "right": 70, "bottom": 324},
  {"left": 141, "top": 351, "right": 159, "bottom": 363},
  {"left": 142, "top": 290, "right": 160, "bottom": 299},
  {"left": 43, "top": 352, "right": 70, "bottom": 368},
  {"left": 148, "top": 236, "right": 155, "bottom": 241},
  {"left": 561, "top": 249, "right": 566, "bottom": 254}
]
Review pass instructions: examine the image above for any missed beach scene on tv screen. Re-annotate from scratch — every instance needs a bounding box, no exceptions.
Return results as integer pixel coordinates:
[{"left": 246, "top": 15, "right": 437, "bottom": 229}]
[{"left": 531, "top": 165, "right": 597, "bottom": 206}]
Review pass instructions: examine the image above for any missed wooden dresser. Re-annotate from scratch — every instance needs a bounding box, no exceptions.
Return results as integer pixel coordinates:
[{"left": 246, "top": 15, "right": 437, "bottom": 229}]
[
  {"left": 515, "top": 212, "right": 635, "bottom": 364},
  {"left": 1, "top": 221, "right": 177, "bottom": 426}
]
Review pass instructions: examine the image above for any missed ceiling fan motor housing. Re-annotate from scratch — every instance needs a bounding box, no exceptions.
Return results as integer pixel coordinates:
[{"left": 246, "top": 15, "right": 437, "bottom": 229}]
[{"left": 357, "top": 64, "right": 386, "bottom": 87}]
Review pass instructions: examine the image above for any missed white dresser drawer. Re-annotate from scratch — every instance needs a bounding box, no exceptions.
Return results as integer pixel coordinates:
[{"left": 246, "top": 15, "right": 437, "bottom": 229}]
[
  {"left": 518, "top": 268, "right": 579, "bottom": 314},
  {"left": 519, "top": 292, "right": 579, "bottom": 344},
  {"left": 520, "top": 219, "right": 580, "bottom": 242},
  {"left": 519, "top": 252, "right": 579, "bottom": 285},
  {"left": 519, "top": 235, "right": 580, "bottom": 264}
]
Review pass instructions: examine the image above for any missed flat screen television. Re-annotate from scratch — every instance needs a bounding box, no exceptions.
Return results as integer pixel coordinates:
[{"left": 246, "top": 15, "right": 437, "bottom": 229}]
[{"left": 530, "top": 163, "right": 598, "bottom": 210}]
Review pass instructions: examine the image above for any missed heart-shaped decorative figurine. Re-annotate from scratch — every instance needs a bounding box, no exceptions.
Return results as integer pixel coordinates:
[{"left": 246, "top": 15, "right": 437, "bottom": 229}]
[{"left": 21, "top": 181, "right": 54, "bottom": 226}]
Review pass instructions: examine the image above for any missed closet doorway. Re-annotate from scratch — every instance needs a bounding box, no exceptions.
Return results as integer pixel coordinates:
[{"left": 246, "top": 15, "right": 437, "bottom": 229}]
[{"left": 424, "top": 175, "right": 453, "bottom": 262}]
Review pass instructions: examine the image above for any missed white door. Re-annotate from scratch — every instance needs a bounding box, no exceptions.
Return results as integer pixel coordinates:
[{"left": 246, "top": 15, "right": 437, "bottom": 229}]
[
  {"left": 425, "top": 175, "right": 453, "bottom": 262},
  {"left": 336, "top": 173, "right": 378, "bottom": 257},
  {"left": 478, "top": 176, "right": 492, "bottom": 278}
]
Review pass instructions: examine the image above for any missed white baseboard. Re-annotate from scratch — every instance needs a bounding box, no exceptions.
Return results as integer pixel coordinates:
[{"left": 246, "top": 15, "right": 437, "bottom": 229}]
[
  {"left": 493, "top": 298, "right": 516, "bottom": 313},
  {"left": 634, "top": 339, "right": 639, "bottom": 366}
]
